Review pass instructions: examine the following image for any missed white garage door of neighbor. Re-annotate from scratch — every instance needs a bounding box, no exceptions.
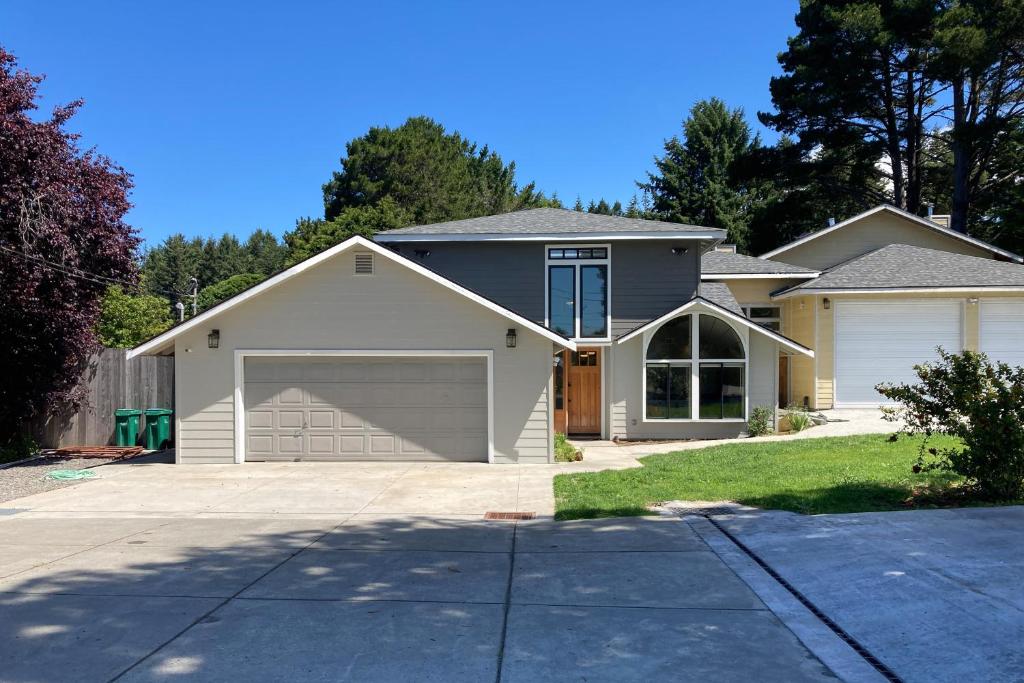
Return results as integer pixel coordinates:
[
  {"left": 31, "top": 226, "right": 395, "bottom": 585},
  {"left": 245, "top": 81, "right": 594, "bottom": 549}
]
[
  {"left": 981, "top": 300, "right": 1024, "bottom": 367},
  {"left": 244, "top": 356, "right": 488, "bottom": 462},
  {"left": 835, "top": 300, "right": 962, "bottom": 406}
]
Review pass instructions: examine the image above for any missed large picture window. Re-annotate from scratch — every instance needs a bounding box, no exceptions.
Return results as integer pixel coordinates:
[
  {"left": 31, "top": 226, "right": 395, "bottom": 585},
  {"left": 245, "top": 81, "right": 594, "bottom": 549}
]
[
  {"left": 546, "top": 245, "right": 609, "bottom": 340},
  {"left": 644, "top": 313, "right": 746, "bottom": 421}
]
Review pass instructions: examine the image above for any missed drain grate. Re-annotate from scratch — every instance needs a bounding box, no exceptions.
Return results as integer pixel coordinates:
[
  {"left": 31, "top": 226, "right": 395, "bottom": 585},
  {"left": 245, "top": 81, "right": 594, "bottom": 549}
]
[{"left": 485, "top": 511, "right": 535, "bottom": 521}]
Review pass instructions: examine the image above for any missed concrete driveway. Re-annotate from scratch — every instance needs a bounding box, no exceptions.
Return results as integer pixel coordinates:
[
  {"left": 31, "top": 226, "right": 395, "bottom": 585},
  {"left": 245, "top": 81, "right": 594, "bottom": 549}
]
[
  {"left": 715, "top": 506, "right": 1024, "bottom": 683},
  {"left": 0, "top": 457, "right": 837, "bottom": 682}
]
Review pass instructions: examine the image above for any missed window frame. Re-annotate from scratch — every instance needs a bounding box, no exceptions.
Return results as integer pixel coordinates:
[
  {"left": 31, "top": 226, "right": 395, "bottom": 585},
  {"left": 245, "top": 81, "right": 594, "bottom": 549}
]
[
  {"left": 544, "top": 243, "right": 611, "bottom": 342},
  {"left": 641, "top": 311, "right": 749, "bottom": 422},
  {"left": 741, "top": 304, "right": 782, "bottom": 332}
]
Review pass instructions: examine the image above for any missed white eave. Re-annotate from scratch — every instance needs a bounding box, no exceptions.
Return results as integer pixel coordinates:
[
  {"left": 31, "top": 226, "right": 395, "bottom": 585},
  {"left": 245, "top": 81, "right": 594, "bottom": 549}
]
[
  {"left": 374, "top": 230, "right": 725, "bottom": 243},
  {"left": 772, "top": 285, "right": 1024, "bottom": 300},
  {"left": 758, "top": 205, "right": 1023, "bottom": 263},
  {"left": 128, "top": 235, "right": 577, "bottom": 358},
  {"left": 701, "top": 272, "right": 820, "bottom": 280},
  {"left": 616, "top": 297, "right": 814, "bottom": 357}
]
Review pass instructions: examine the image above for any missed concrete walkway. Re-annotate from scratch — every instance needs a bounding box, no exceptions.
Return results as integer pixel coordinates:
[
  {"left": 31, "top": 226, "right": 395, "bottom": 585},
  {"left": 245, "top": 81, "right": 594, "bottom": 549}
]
[{"left": 0, "top": 511, "right": 838, "bottom": 681}]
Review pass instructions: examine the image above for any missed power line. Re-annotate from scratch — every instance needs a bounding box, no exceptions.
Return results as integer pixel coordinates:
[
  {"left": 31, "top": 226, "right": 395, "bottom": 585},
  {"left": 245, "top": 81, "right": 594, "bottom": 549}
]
[{"left": 0, "top": 243, "right": 181, "bottom": 298}]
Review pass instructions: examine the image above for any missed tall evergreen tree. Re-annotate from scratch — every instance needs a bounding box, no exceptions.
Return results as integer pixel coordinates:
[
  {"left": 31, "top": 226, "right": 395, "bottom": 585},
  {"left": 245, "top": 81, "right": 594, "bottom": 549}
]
[{"left": 639, "top": 98, "right": 766, "bottom": 250}]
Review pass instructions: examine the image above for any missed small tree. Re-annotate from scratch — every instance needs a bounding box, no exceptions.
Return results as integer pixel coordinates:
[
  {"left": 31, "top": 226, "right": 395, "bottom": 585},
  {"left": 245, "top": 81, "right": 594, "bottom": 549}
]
[
  {"left": 196, "top": 273, "right": 264, "bottom": 312},
  {"left": 97, "top": 286, "right": 173, "bottom": 348},
  {"left": 877, "top": 349, "right": 1024, "bottom": 500}
]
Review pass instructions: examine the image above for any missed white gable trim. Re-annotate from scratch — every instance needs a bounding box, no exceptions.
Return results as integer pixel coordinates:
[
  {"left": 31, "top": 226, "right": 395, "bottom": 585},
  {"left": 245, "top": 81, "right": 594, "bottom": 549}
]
[
  {"left": 129, "top": 235, "right": 576, "bottom": 358},
  {"left": 616, "top": 298, "right": 814, "bottom": 357},
  {"left": 758, "top": 205, "right": 1023, "bottom": 263},
  {"left": 701, "top": 272, "right": 820, "bottom": 280},
  {"left": 772, "top": 286, "right": 1024, "bottom": 300}
]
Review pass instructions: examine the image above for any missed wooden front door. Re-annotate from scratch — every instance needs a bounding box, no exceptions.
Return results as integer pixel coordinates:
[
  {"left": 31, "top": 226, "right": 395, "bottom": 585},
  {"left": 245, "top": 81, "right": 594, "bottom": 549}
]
[{"left": 567, "top": 348, "right": 601, "bottom": 435}]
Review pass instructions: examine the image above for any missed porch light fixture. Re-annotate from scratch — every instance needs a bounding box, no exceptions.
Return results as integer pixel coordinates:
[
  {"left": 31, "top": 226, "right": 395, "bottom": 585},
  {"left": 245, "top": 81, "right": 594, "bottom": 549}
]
[
  {"left": 671, "top": 246, "right": 688, "bottom": 255},
  {"left": 208, "top": 329, "right": 220, "bottom": 349},
  {"left": 506, "top": 328, "right": 517, "bottom": 348},
  {"left": 968, "top": 297, "right": 979, "bottom": 304},
  {"left": 823, "top": 298, "right": 831, "bottom": 310},
  {"left": 414, "top": 249, "right": 431, "bottom": 258}
]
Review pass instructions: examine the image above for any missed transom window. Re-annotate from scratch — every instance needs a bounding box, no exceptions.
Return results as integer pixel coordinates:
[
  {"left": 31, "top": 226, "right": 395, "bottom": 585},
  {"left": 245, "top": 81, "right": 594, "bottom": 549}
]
[
  {"left": 546, "top": 245, "right": 610, "bottom": 340},
  {"left": 645, "top": 313, "right": 746, "bottom": 421},
  {"left": 742, "top": 305, "right": 781, "bottom": 332}
]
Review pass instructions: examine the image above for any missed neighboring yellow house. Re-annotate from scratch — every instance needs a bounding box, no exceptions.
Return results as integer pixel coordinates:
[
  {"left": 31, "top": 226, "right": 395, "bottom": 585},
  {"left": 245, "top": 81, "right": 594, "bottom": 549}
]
[{"left": 705, "top": 205, "right": 1024, "bottom": 410}]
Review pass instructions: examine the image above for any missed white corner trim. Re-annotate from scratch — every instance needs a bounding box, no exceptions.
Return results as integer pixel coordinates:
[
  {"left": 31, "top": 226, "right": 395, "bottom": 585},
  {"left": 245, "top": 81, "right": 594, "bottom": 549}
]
[
  {"left": 758, "top": 205, "right": 1023, "bottom": 263},
  {"left": 772, "top": 286, "right": 1024, "bottom": 301},
  {"left": 616, "top": 298, "right": 814, "bottom": 357},
  {"left": 374, "top": 231, "right": 725, "bottom": 243},
  {"left": 129, "top": 235, "right": 575, "bottom": 358},
  {"left": 701, "top": 272, "right": 820, "bottom": 280},
  {"left": 232, "top": 349, "right": 496, "bottom": 465}
]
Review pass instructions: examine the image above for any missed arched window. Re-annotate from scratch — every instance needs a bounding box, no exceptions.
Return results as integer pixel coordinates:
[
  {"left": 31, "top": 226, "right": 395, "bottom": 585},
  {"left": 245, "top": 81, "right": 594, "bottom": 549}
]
[{"left": 645, "top": 313, "right": 746, "bottom": 420}]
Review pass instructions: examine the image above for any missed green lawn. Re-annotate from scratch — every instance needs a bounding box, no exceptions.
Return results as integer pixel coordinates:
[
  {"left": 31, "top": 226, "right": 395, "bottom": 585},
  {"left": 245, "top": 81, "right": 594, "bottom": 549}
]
[{"left": 555, "top": 434, "right": 969, "bottom": 519}]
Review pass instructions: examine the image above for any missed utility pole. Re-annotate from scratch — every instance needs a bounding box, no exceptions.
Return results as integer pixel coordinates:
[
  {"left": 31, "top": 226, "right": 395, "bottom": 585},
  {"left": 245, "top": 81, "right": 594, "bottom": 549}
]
[{"left": 189, "top": 277, "right": 199, "bottom": 317}]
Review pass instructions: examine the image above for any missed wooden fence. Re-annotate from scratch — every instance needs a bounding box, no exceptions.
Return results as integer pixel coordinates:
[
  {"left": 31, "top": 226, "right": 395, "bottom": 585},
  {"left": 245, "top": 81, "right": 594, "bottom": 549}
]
[{"left": 31, "top": 348, "right": 175, "bottom": 448}]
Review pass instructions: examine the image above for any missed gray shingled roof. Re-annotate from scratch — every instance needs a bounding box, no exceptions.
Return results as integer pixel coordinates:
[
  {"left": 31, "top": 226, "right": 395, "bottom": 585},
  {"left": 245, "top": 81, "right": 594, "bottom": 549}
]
[
  {"left": 376, "top": 208, "right": 724, "bottom": 236},
  {"left": 779, "top": 243, "right": 1024, "bottom": 294},
  {"left": 702, "top": 250, "right": 818, "bottom": 275},
  {"left": 698, "top": 281, "right": 743, "bottom": 315}
]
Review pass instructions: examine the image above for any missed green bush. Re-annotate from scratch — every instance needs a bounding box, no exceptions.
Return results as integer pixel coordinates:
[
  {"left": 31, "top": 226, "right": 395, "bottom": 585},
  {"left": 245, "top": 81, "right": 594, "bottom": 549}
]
[
  {"left": 0, "top": 434, "right": 38, "bottom": 465},
  {"left": 747, "top": 405, "right": 775, "bottom": 437},
  {"left": 554, "top": 432, "right": 583, "bottom": 462},
  {"left": 785, "top": 405, "right": 812, "bottom": 432},
  {"left": 878, "top": 349, "right": 1024, "bottom": 500}
]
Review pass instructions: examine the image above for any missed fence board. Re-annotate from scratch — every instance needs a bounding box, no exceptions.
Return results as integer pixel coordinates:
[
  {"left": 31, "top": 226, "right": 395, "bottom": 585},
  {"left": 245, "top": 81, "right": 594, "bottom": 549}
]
[{"left": 30, "top": 348, "right": 174, "bottom": 448}]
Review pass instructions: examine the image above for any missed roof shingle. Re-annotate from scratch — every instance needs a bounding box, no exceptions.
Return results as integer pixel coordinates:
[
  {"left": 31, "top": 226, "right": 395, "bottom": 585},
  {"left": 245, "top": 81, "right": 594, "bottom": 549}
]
[
  {"left": 778, "top": 243, "right": 1024, "bottom": 294},
  {"left": 376, "top": 208, "right": 723, "bottom": 237},
  {"left": 702, "top": 250, "right": 818, "bottom": 275}
]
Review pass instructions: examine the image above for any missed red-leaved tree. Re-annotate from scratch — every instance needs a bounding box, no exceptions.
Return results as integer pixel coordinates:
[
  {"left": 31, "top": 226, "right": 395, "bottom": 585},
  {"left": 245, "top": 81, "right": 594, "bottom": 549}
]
[{"left": 0, "top": 46, "right": 138, "bottom": 445}]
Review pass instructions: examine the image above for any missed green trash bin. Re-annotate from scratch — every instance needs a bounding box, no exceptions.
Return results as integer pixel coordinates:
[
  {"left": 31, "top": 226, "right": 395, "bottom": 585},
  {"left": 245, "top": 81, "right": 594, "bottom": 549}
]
[
  {"left": 144, "top": 408, "right": 174, "bottom": 450},
  {"left": 114, "top": 409, "right": 142, "bottom": 447}
]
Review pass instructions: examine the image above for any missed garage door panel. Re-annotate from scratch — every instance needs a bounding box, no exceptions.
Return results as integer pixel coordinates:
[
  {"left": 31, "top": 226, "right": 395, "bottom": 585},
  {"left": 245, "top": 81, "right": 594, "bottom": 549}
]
[
  {"left": 244, "top": 357, "right": 488, "bottom": 462},
  {"left": 981, "top": 301, "right": 1024, "bottom": 366},
  {"left": 836, "top": 301, "right": 961, "bottom": 406}
]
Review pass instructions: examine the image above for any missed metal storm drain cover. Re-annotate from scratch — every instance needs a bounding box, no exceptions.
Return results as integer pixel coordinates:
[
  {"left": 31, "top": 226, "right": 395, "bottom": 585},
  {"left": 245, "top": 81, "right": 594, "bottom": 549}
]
[{"left": 484, "top": 511, "right": 535, "bottom": 520}]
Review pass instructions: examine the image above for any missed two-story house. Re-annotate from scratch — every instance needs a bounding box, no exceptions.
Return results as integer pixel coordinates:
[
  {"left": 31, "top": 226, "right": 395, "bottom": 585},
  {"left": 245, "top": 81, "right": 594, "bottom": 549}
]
[{"left": 131, "top": 206, "right": 1024, "bottom": 465}]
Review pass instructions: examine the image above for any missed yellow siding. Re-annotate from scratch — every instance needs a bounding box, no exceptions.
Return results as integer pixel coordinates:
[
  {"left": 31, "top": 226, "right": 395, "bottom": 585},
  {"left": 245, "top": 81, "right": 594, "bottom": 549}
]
[
  {"left": 771, "top": 211, "right": 993, "bottom": 270},
  {"left": 784, "top": 295, "right": 816, "bottom": 408},
  {"left": 964, "top": 301, "right": 980, "bottom": 351},
  {"left": 816, "top": 299, "right": 834, "bottom": 409},
  {"left": 720, "top": 278, "right": 801, "bottom": 305}
]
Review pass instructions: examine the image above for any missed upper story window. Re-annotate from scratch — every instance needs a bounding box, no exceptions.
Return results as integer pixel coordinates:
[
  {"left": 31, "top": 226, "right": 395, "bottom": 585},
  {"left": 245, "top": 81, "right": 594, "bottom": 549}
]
[
  {"left": 741, "top": 305, "right": 781, "bottom": 331},
  {"left": 546, "top": 245, "right": 610, "bottom": 340}
]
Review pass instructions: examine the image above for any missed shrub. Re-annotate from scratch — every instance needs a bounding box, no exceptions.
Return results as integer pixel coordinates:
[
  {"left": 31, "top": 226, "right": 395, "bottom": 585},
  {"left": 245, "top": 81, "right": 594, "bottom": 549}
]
[
  {"left": 0, "top": 434, "right": 38, "bottom": 465},
  {"left": 747, "top": 405, "right": 775, "bottom": 437},
  {"left": 877, "top": 349, "right": 1024, "bottom": 500},
  {"left": 554, "top": 432, "right": 583, "bottom": 462},
  {"left": 786, "top": 405, "right": 812, "bottom": 432}
]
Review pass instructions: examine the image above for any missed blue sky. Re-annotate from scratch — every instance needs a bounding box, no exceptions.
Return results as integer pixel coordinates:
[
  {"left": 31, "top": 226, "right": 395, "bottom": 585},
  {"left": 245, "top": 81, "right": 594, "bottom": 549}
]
[{"left": 3, "top": 0, "right": 798, "bottom": 248}]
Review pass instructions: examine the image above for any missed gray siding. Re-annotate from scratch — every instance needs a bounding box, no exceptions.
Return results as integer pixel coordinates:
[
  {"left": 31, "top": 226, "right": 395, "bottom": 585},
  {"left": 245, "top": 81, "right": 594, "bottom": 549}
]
[
  {"left": 383, "top": 240, "right": 701, "bottom": 337},
  {"left": 388, "top": 242, "right": 545, "bottom": 322}
]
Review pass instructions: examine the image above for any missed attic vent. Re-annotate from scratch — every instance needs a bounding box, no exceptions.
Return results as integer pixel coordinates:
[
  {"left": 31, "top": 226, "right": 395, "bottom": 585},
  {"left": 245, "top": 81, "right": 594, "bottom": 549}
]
[{"left": 354, "top": 252, "right": 374, "bottom": 275}]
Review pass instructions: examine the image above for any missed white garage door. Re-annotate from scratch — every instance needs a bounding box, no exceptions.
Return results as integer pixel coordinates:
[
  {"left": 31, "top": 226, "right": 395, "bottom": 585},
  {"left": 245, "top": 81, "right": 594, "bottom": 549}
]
[
  {"left": 981, "top": 300, "right": 1024, "bottom": 367},
  {"left": 244, "top": 356, "right": 488, "bottom": 462},
  {"left": 835, "top": 300, "right": 961, "bottom": 406}
]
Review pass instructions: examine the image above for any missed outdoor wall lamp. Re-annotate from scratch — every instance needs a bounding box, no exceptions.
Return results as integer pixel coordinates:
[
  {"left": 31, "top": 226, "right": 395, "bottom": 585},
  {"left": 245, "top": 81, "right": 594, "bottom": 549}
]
[
  {"left": 671, "top": 246, "right": 689, "bottom": 255},
  {"left": 823, "top": 297, "right": 831, "bottom": 310},
  {"left": 506, "top": 328, "right": 517, "bottom": 348},
  {"left": 968, "top": 297, "right": 979, "bottom": 304},
  {"left": 208, "top": 329, "right": 220, "bottom": 349},
  {"left": 414, "top": 249, "right": 431, "bottom": 258}
]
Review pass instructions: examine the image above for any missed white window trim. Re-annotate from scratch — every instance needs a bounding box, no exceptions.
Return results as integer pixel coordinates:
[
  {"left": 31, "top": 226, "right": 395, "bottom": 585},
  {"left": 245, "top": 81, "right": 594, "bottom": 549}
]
[
  {"left": 640, "top": 313, "right": 750, "bottom": 423},
  {"left": 742, "top": 303, "right": 782, "bottom": 332},
  {"left": 233, "top": 349, "right": 495, "bottom": 464},
  {"left": 544, "top": 243, "right": 612, "bottom": 342}
]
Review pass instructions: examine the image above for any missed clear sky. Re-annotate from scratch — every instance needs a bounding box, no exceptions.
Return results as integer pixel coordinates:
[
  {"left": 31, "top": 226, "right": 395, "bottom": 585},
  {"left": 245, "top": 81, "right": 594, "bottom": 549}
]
[{"left": 3, "top": 0, "right": 799, "bottom": 248}]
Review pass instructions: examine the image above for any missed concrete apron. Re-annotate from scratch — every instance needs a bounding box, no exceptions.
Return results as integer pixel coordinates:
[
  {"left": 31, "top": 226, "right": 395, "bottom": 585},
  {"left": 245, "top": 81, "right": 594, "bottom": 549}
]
[{"left": 0, "top": 512, "right": 842, "bottom": 682}]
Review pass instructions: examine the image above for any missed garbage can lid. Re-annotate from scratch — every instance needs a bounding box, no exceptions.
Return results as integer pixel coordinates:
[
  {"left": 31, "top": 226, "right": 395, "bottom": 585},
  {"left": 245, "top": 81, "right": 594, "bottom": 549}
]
[
  {"left": 144, "top": 408, "right": 173, "bottom": 416},
  {"left": 115, "top": 408, "right": 142, "bottom": 416}
]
